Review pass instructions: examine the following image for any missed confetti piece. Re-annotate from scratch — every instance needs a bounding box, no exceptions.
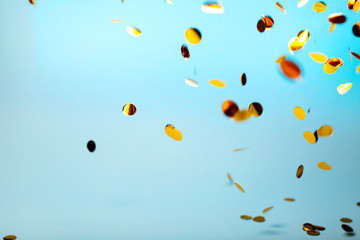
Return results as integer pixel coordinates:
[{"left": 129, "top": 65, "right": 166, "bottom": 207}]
[
  {"left": 201, "top": 2, "right": 224, "bottom": 14},
  {"left": 314, "top": 225, "right": 326, "bottom": 231},
  {"left": 122, "top": 103, "right": 137, "bottom": 116},
  {"left": 233, "top": 109, "right": 252, "bottom": 122},
  {"left": 279, "top": 58, "right": 301, "bottom": 79},
  {"left": 209, "top": 79, "right": 226, "bottom": 88},
  {"left": 222, "top": 100, "right": 239, "bottom": 117},
  {"left": 317, "top": 125, "right": 333, "bottom": 137},
  {"left": 357, "top": 202, "right": 360, "bottom": 206},
  {"left": 288, "top": 30, "right": 310, "bottom": 52},
  {"left": 3, "top": 236, "right": 17, "bottom": 240},
  {"left": 329, "top": 23, "right": 336, "bottom": 33},
  {"left": 262, "top": 206, "right": 274, "bottom": 214},
  {"left": 240, "top": 215, "right": 252, "bottom": 220},
  {"left": 110, "top": 19, "right": 126, "bottom": 23},
  {"left": 181, "top": 44, "right": 190, "bottom": 59},
  {"left": 284, "top": 198, "right": 295, "bottom": 202},
  {"left": 165, "top": 0, "right": 173, "bottom": 4},
  {"left": 87, "top": 140, "right": 96, "bottom": 152},
  {"left": 304, "top": 131, "right": 317, "bottom": 144},
  {"left": 297, "top": 0, "right": 309, "bottom": 8},
  {"left": 353, "top": 22, "right": 360, "bottom": 37},
  {"left": 309, "top": 52, "right": 327, "bottom": 63},
  {"left": 303, "top": 223, "right": 315, "bottom": 232},
  {"left": 253, "top": 216, "right": 265, "bottom": 222},
  {"left": 257, "top": 16, "right": 274, "bottom": 33},
  {"left": 29, "top": 0, "right": 35, "bottom": 5},
  {"left": 126, "top": 26, "right": 141, "bottom": 37},
  {"left": 348, "top": 0, "right": 360, "bottom": 12},
  {"left": 185, "top": 28, "right": 202, "bottom": 45},
  {"left": 342, "top": 224, "right": 354, "bottom": 233},
  {"left": 233, "top": 148, "right": 246, "bottom": 152},
  {"left": 340, "top": 218, "right": 353, "bottom": 223},
  {"left": 349, "top": 48, "right": 353, "bottom": 62},
  {"left": 296, "top": 165, "right": 304, "bottom": 178},
  {"left": 337, "top": 83, "right": 352, "bottom": 95},
  {"left": 185, "top": 78, "right": 199, "bottom": 87},
  {"left": 356, "top": 65, "right": 360, "bottom": 73},
  {"left": 276, "top": 55, "right": 286, "bottom": 63},
  {"left": 165, "top": 124, "right": 183, "bottom": 141},
  {"left": 323, "top": 57, "right": 343, "bottom": 74},
  {"left": 234, "top": 182, "right": 245, "bottom": 193},
  {"left": 328, "top": 13, "right": 347, "bottom": 24},
  {"left": 248, "top": 102, "right": 263, "bottom": 117},
  {"left": 351, "top": 51, "right": 360, "bottom": 60},
  {"left": 317, "top": 162, "right": 332, "bottom": 171},
  {"left": 313, "top": 2, "right": 327, "bottom": 12},
  {"left": 227, "top": 173, "right": 233, "bottom": 183},
  {"left": 307, "top": 231, "right": 320, "bottom": 236},
  {"left": 276, "top": 2, "right": 286, "bottom": 14},
  {"left": 240, "top": 73, "right": 247, "bottom": 86},
  {"left": 293, "top": 107, "right": 306, "bottom": 120}
]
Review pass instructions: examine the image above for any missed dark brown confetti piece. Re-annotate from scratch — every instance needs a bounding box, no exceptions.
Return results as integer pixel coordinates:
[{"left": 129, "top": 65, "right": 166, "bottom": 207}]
[
  {"left": 328, "top": 13, "right": 347, "bottom": 24},
  {"left": 87, "top": 140, "right": 96, "bottom": 152},
  {"left": 357, "top": 202, "right": 360, "bottom": 207},
  {"left": 351, "top": 52, "right": 360, "bottom": 61},
  {"left": 222, "top": 100, "right": 239, "bottom": 117},
  {"left": 248, "top": 102, "right": 263, "bottom": 117},
  {"left": 353, "top": 22, "right": 360, "bottom": 37},
  {"left": 240, "top": 73, "right": 247, "bottom": 86},
  {"left": 29, "top": 0, "right": 35, "bottom": 5},
  {"left": 181, "top": 44, "right": 190, "bottom": 59},
  {"left": 296, "top": 165, "right": 304, "bottom": 178},
  {"left": 303, "top": 223, "right": 315, "bottom": 232},
  {"left": 314, "top": 225, "right": 326, "bottom": 231},
  {"left": 342, "top": 224, "right": 354, "bottom": 233},
  {"left": 122, "top": 103, "right": 137, "bottom": 116}
]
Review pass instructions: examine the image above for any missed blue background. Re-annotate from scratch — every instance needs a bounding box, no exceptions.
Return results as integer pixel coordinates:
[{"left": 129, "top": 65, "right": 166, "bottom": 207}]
[{"left": 1, "top": 0, "right": 360, "bottom": 239}]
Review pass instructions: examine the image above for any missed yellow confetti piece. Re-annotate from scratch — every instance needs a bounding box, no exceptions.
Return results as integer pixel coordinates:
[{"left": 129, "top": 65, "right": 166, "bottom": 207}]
[
  {"left": 233, "top": 148, "right": 246, "bottom": 152},
  {"left": 309, "top": 52, "right": 328, "bottom": 63},
  {"left": 126, "top": 26, "right": 141, "bottom": 37},
  {"left": 185, "top": 28, "right": 202, "bottom": 45},
  {"left": 165, "top": 0, "right": 173, "bottom": 4},
  {"left": 317, "top": 125, "right": 333, "bottom": 137},
  {"left": 262, "top": 206, "right": 274, "bottom": 214},
  {"left": 275, "top": 55, "right": 286, "bottom": 63},
  {"left": 185, "top": 78, "right": 199, "bottom": 87},
  {"left": 111, "top": 19, "right": 126, "bottom": 23},
  {"left": 209, "top": 79, "right": 226, "bottom": 88},
  {"left": 313, "top": 2, "right": 327, "bottom": 12},
  {"left": 329, "top": 23, "right": 336, "bottom": 33},
  {"left": 234, "top": 182, "right": 245, "bottom": 193},
  {"left": 165, "top": 124, "right": 183, "bottom": 141},
  {"left": 227, "top": 173, "right": 233, "bottom": 183},
  {"left": 317, "top": 162, "right": 332, "bottom": 170},
  {"left": 297, "top": 0, "right": 309, "bottom": 8},
  {"left": 304, "top": 131, "right": 317, "bottom": 144},
  {"left": 293, "top": 107, "right": 306, "bottom": 120},
  {"left": 248, "top": 102, "right": 263, "bottom": 117},
  {"left": 356, "top": 65, "right": 360, "bottom": 73},
  {"left": 201, "top": 2, "right": 224, "bottom": 14},
  {"left": 232, "top": 109, "right": 252, "bottom": 122},
  {"left": 122, "top": 103, "right": 137, "bottom": 116},
  {"left": 276, "top": 2, "right": 286, "bottom": 14},
  {"left": 337, "top": 83, "right": 353, "bottom": 95}
]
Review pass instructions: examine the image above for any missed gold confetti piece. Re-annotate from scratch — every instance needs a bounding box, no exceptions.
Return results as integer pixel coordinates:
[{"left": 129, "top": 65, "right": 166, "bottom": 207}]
[
  {"left": 253, "top": 216, "right": 265, "bottom": 222},
  {"left": 181, "top": 44, "right": 190, "bottom": 59},
  {"left": 227, "top": 173, "right": 233, "bottom": 183},
  {"left": 257, "top": 16, "right": 274, "bottom": 33},
  {"left": 263, "top": 16, "right": 274, "bottom": 29},
  {"left": 354, "top": 22, "right": 360, "bottom": 37},
  {"left": 323, "top": 62, "right": 337, "bottom": 74},
  {"left": 110, "top": 19, "right": 126, "bottom": 23},
  {"left": 185, "top": 78, "right": 199, "bottom": 87},
  {"left": 309, "top": 52, "right": 327, "bottom": 63},
  {"left": 323, "top": 57, "right": 343, "bottom": 74},
  {"left": 349, "top": 48, "right": 353, "bottom": 62},
  {"left": 329, "top": 23, "right": 336, "bottom": 33},
  {"left": 248, "top": 102, "right": 263, "bottom": 117},
  {"left": 233, "top": 109, "right": 252, "bottom": 122},
  {"left": 233, "top": 148, "right": 246, "bottom": 152},
  {"left": 303, "top": 223, "right": 315, "bottom": 232},
  {"left": 304, "top": 131, "right": 317, "bottom": 144},
  {"left": 165, "top": 0, "right": 173, "bottom": 4},
  {"left": 185, "top": 28, "right": 202, "bottom": 45},
  {"left": 240, "top": 73, "right": 247, "bottom": 86},
  {"left": 284, "top": 198, "right": 295, "bottom": 202},
  {"left": 307, "top": 231, "right": 320, "bottom": 236},
  {"left": 348, "top": 0, "right": 360, "bottom": 12},
  {"left": 209, "top": 79, "right": 226, "bottom": 88},
  {"left": 313, "top": 2, "right": 327, "bottom": 12},
  {"left": 275, "top": 55, "right": 286, "bottom": 63},
  {"left": 201, "top": 2, "right": 224, "bottom": 14},
  {"left": 279, "top": 58, "right": 301, "bottom": 79},
  {"left": 262, "top": 206, "right": 273, "bottom": 214},
  {"left": 29, "top": 0, "right": 35, "bottom": 5},
  {"left": 351, "top": 52, "right": 360, "bottom": 60},
  {"left": 222, "top": 100, "right": 239, "bottom": 117},
  {"left": 122, "top": 103, "right": 137, "bottom": 116},
  {"left": 3, "top": 236, "right": 17, "bottom": 240},
  {"left": 165, "top": 124, "right": 183, "bottom": 141},
  {"left": 293, "top": 107, "right": 306, "bottom": 120},
  {"left": 328, "top": 13, "right": 347, "bottom": 24},
  {"left": 297, "top": 0, "right": 309, "bottom": 8},
  {"left": 240, "top": 215, "right": 252, "bottom": 220},
  {"left": 317, "top": 125, "right": 333, "bottom": 137},
  {"left": 317, "top": 162, "right": 332, "bottom": 171},
  {"left": 340, "top": 218, "right": 353, "bottom": 223},
  {"left": 342, "top": 224, "right": 354, "bottom": 233},
  {"left": 234, "top": 182, "right": 245, "bottom": 193},
  {"left": 126, "top": 26, "right": 141, "bottom": 37},
  {"left": 337, "top": 83, "right": 353, "bottom": 95},
  {"left": 288, "top": 30, "right": 310, "bottom": 52},
  {"left": 356, "top": 65, "right": 360, "bottom": 73},
  {"left": 314, "top": 225, "right": 326, "bottom": 231},
  {"left": 276, "top": 2, "right": 286, "bottom": 14},
  {"left": 296, "top": 165, "right": 304, "bottom": 178}
]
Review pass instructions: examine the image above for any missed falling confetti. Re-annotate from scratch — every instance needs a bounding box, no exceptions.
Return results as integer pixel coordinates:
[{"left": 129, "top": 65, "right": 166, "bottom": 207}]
[
  {"left": 240, "top": 73, "right": 247, "bottom": 86},
  {"left": 165, "top": 124, "right": 183, "bottom": 141},
  {"left": 276, "top": 2, "right": 286, "bottom": 14},
  {"left": 233, "top": 148, "right": 246, "bottom": 152},
  {"left": 340, "top": 218, "right": 353, "bottom": 223},
  {"left": 328, "top": 13, "right": 347, "bottom": 24},
  {"left": 222, "top": 100, "right": 239, "bottom": 117},
  {"left": 317, "top": 125, "right": 333, "bottom": 137},
  {"left": 317, "top": 162, "right": 332, "bottom": 171},
  {"left": 293, "top": 107, "right": 306, "bottom": 120},
  {"left": 126, "top": 26, "right": 141, "bottom": 37},
  {"left": 185, "top": 78, "right": 199, "bottom": 87},
  {"left": 262, "top": 206, "right": 274, "bottom": 214},
  {"left": 357, "top": 65, "right": 360, "bottom": 73},
  {"left": 110, "top": 19, "right": 126, "bottom": 23},
  {"left": 307, "top": 231, "right": 320, "bottom": 236},
  {"left": 341, "top": 224, "right": 354, "bottom": 233},
  {"left": 29, "top": 0, "right": 35, "bottom": 5},
  {"left": 253, "top": 216, "right": 265, "bottom": 223},
  {"left": 309, "top": 52, "right": 327, "bottom": 63},
  {"left": 234, "top": 182, "right": 245, "bottom": 193},
  {"left": 304, "top": 131, "right": 317, "bottom": 144},
  {"left": 248, "top": 102, "right": 263, "bottom": 117},
  {"left": 351, "top": 51, "right": 360, "bottom": 60},
  {"left": 278, "top": 57, "right": 301, "bottom": 79},
  {"left": 185, "top": 28, "right": 202, "bottom": 45},
  {"left": 323, "top": 57, "right": 343, "bottom": 74},
  {"left": 353, "top": 22, "right": 360, "bottom": 37},
  {"left": 227, "top": 173, "right": 233, "bottom": 183},
  {"left": 257, "top": 16, "right": 274, "bottom": 33},
  {"left": 201, "top": 1, "right": 224, "bottom": 14},
  {"left": 87, "top": 140, "right": 96, "bottom": 152},
  {"left": 233, "top": 109, "right": 252, "bottom": 122},
  {"left": 122, "top": 103, "right": 137, "bottom": 116},
  {"left": 357, "top": 202, "right": 360, "bottom": 207},
  {"left": 329, "top": 23, "right": 336, "bottom": 33},
  {"left": 348, "top": 0, "right": 360, "bottom": 12},
  {"left": 181, "top": 44, "right": 190, "bottom": 59},
  {"left": 284, "top": 198, "right": 295, "bottom": 202},
  {"left": 296, "top": 165, "right": 304, "bottom": 178},
  {"left": 288, "top": 30, "right": 310, "bottom": 53},
  {"left": 297, "top": 0, "right": 309, "bottom": 8},
  {"left": 337, "top": 83, "right": 353, "bottom": 95},
  {"left": 240, "top": 215, "right": 252, "bottom": 220},
  {"left": 313, "top": 2, "right": 327, "bottom": 12},
  {"left": 3, "top": 236, "right": 17, "bottom": 240},
  {"left": 209, "top": 79, "right": 226, "bottom": 88}
]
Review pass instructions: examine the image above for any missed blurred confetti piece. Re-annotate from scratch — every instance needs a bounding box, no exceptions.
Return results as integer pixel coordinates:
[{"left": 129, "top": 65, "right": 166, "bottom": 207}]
[
  {"left": 304, "top": 131, "right": 317, "bottom": 144},
  {"left": 185, "top": 28, "right": 202, "bottom": 45},
  {"left": 111, "top": 19, "right": 126, "bottom": 23},
  {"left": 234, "top": 182, "right": 245, "bottom": 193},
  {"left": 317, "top": 162, "right": 332, "bottom": 171},
  {"left": 165, "top": 124, "right": 183, "bottom": 141},
  {"left": 227, "top": 173, "right": 233, "bottom": 183},
  {"left": 293, "top": 107, "right": 306, "bottom": 120},
  {"left": 317, "top": 125, "right": 333, "bottom": 137},
  {"left": 276, "top": 55, "right": 286, "bottom": 63},
  {"left": 233, "top": 109, "right": 252, "bottom": 122},
  {"left": 240, "top": 215, "right": 252, "bottom": 220},
  {"left": 314, "top": 225, "right": 326, "bottom": 231},
  {"left": 222, "top": 100, "right": 239, "bottom": 117},
  {"left": 201, "top": 1, "right": 224, "bottom": 14},
  {"left": 337, "top": 83, "right": 352, "bottom": 95},
  {"left": 279, "top": 58, "right": 301, "bottom": 79},
  {"left": 297, "top": 0, "right": 309, "bottom": 8},
  {"left": 349, "top": 48, "right": 353, "bottom": 62},
  {"left": 248, "top": 102, "right": 263, "bottom": 117},
  {"left": 262, "top": 206, "right": 274, "bottom": 214},
  {"left": 209, "top": 79, "right": 226, "bottom": 88},
  {"left": 3, "top": 236, "right": 17, "bottom": 240},
  {"left": 313, "top": 2, "right": 327, "bottom": 12},
  {"left": 307, "top": 231, "right": 320, "bottom": 236},
  {"left": 29, "top": 0, "right": 35, "bottom": 5},
  {"left": 296, "top": 165, "right": 304, "bottom": 178},
  {"left": 341, "top": 224, "right": 354, "bottom": 233},
  {"left": 328, "top": 13, "right": 347, "bottom": 24},
  {"left": 340, "top": 218, "right": 353, "bottom": 223},
  {"left": 329, "top": 23, "right": 336, "bottom": 33},
  {"left": 356, "top": 65, "right": 360, "bottom": 73},
  {"left": 284, "top": 198, "right": 295, "bottom": 202},
  {"left": 122, "top": 103, "right": 137, "bottom": 116},
  {"left": 348, "top": 0, "right": 360, "bottom": 12},
  {"left": 276, "top": 2, "right": 286, "bottom": 14},
  {"left": 351, "top": 51, "right": 360, "bottom": 60},
  {"left": 185, "top": 78, "right": 199, "bottom": 87},
  {"left": 353, "top": 22, "right": 360, "bottom": 37},
  {"left": 253, "top": 216, "right": 265, "bottom": 222},
  {"left": 233, "top": 148, "right": 246, "bottom": 152},
  {"left": 303, "top": 223, "right": 315, "bottom": 232},
  {"left": 87, "top": 140, "right": 96, "bottom": 152},
  {"left": 240, "top": 73, "right": 247, "bottom": 86},
  {"left": 126, "top": 26, "right": 141, "bottom": 37},
  {"left": 165, "top": 0, "right": 173, "bottom": 4},
  {"left": 181, "top": 44, "right": 190, "bottom": 59},
  {"left": 357, "top": 202, "right": 360, "bottom": 206},
  {"left": 309, "top": 52, "right": 327, "bottom": 63}
]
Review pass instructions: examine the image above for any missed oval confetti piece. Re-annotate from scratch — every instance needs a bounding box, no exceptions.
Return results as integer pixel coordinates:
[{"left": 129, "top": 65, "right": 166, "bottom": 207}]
[
  {"left": 29, "top": 0, "right": 35, "bottom": 5},
  {"left": 185, "top": 28, "right": 202, "bottom": 45},
  {"left": 304, "top": 131, "right": 317, "bottom": 144},
  {"left": 357, "top": 202, "right": 360, "bottom": 207},
  {"left": 314, "top": 225, "right": 326, "bottom": 231},
  {"left": 307, "top": 231, "right": 320, "bottom": 236},
  {"left": 122, "top": 103, "right": 137, "bottom": 116},
  {"left": 353, "top": 22, "right": 360, "bottom": 37},
  {"left": 248, "top": 102, "right": 263, "bottom": 117},
  {"left": 317, "top": 125, "right": 333, "bottom": 137},
  {"left": 356, "top": 65, "right": 360, "bottom": 73},
  {"left": 253, "top": 216, "right": 265, "bottom": 222},
  {"left": 317, "top": 162, "right": 332, "bottom": 171},
  {"left": 328, "top": 13, "right": 347, "bottom": 24},
  {"left": 185, "top": 78, "right": 199, "bottom": 87},
  {"left": 329, "top": 23, "right": 336, "bottom": 33},
  {"left": 341, "top": 224, "right": 354, "bottom": 233},
  {"left": 263, "top": 16, "right": 274, "bottom": 30},
  {"left": 351, "top": 51, "right": 360, "bottom": 60},
  {"left": 233, "top": 148, "right": 246, "bottom": 152},
  {"left": 293, "top": 107, "right": 306, "bottom": 120},
  {"left": 234, "top": 182, "right": 245, "bottom": 193},
  {"left": 233, "top": 109, "right": 252, "bottom": 122},
  {"left": 222, "top": 100, "right": 239, "bottom": 117},
  {"left": 209, "top": 79, "right": 226, "bottom": 88},
  {"left": 165, "top": 124, "right": 183, "bottom": 141},
  {"left": 323, "top": 61, "right": 337, "bottom": 74},
  {"left": 87, "top": 140, "right": 96, "bottom": 152},
  {"left": 337, "top": 83, "right": 352, "bottom": 95},
  {"left": 284, "top": 198, "right": 295, "bottom": 202},
  {"left": 181, "top": 44, "right": 190, "bottom": 59},
  {"left": 309, "top": 52, "right": 327, "bottom": 63},
  {"left": 303, "top": 223, "right": 315, "bottom": 232},
  {"left": 296, "top": 165, "right": 304, "bottom": 178},
  {"left": 340, "top": 218, "right": 353, "bottom": 223},
  {"left": 201, "top": 2, "right": 224, "bottom": 14},
  {"left": 297, "top": 0, "right": 309, "bottom": 8},
  {"left": 111, "top": 19, "right": 126, "bottom": 23},
  {"left": 240, "top": 73, "right": 247, "bottom": 86},
  {"left": 257, "top": 18, "right": 267, "bottom": 33},
  {"left": 276, "top": 2, "right": 286, "bottom": 14},
  {"left": 280, "top": 59, "right": 301, "bottom": 79},
  {"left": 227, "top": 173, "right": 233, "bottom": 183},
  {"left": 126, "top": 26, "right": 141, "bottom": 37},
  {"left": 3, "top": 236, "right": 17, "bottom": 240},
  {"left": 313, "top": 2, "right": 327, "bottom": 12},
  {"left": 276, "top": 55, "right": 286, "bottom": 63},
  {"left": 240, "top": 215, "right": 252, "bottom": 220},
  {"left": 262, "top": 206, "right": 274, "bottom": 214}
]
